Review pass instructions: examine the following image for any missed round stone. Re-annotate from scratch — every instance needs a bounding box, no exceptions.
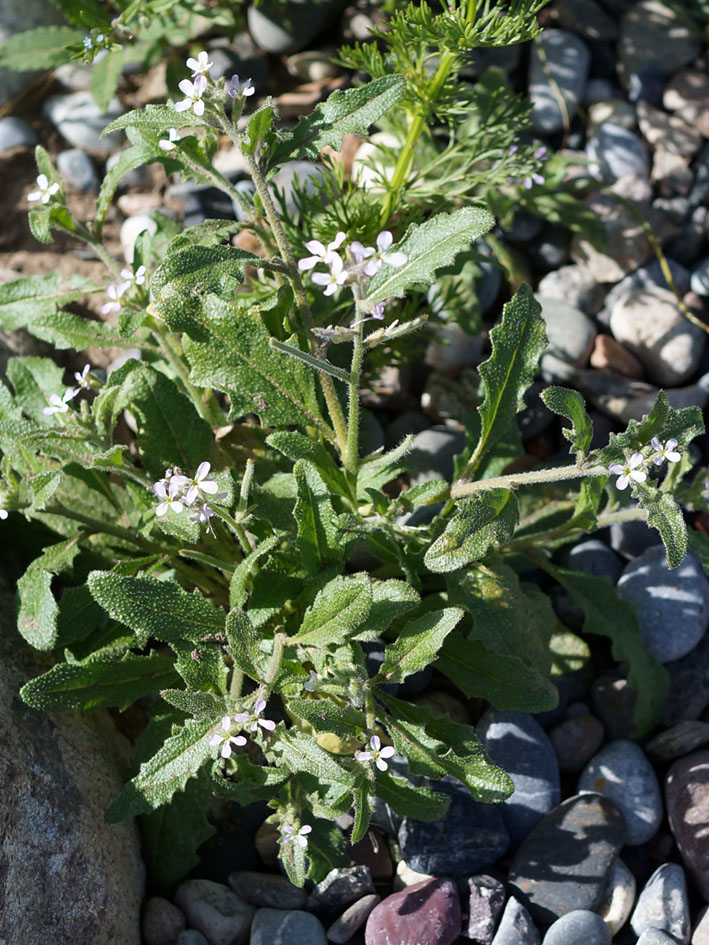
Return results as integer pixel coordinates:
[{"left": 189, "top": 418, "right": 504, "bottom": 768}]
[
  {"left": 645, "top": 720, "right": 709, "bottom": 762},
  {"left": 43, "top": 90, "right": 124, "bottom": 153},
  {"left": 364, "top": 878, "right": 461, "bottom": 945},
  {"left": 227, "top": 871, "right": 307, "bottom": 909},
  {"left": 618, "top": 1, "right": 701, "bottom": 86},
  {"left": 549, "top": 713, "right": 605, "bottom": 774},
  {"left": 508, "top": 794, "right": 626, "bottom": 924},
  {"left": 56, "top": 148, "right": 99, "bottom": 193},
  {"left": 327, "top": 895, "right": 380, "bottom": 945},
  {"left": 586, "top": 123, "right": 649, "bottom": 183},
  {"left": 541, "top": 910, "right": 611, "bottom": 945},
  {"left": 536, "top": 265, "right": 606, "bottom": 316},
  {"left": 0, "top": 116, "right": 36, "bottom": 153},
  {"left": 630, "top": 863, "right": 691, "bottom": 943},
  {"left": 250, "top": 908, "right": 326, "bottom": 945},
  {"left": 536, "top": 296, "right": 597, "bottom": 383},
  {"left": 490, "top": 896, "right": 540, "bottom": 945},
  {"left": 663, "top": 633, "right": 709, "bottom": 724},
  {"left": 247, "top": 0, "right": 346, "bottom": 54},
  {"left": 615, "top": 547, "right": 709, "bottom": 664},
  {"left": 666, "top": 750, "right": 709, "bottom": 900},
  {"left": 596, "top": 857, "right": 636, "bottom": 936},
  {"left": 477, "top": 709, "right": 561, "bottom": 847},
  {"left": 690, "top": 257, "right": 709, "bottom": 297},
  {"left": 577, "top": 740, "right": 662, "bottom": 845},
  {"left": 528, "top": 29, "right": 591, "bottom": 134},
  {"left": 173, "top": 879, "right": 255, "bottom": 945},
  {"left": 561, "top": 540, "right": 623, "bottom": 583},
  {"left": 142, "top": 897, "right": 186, "bottom": 945},
  {"left": 407, "top": 426, "right": 466, "bottom": 487}
]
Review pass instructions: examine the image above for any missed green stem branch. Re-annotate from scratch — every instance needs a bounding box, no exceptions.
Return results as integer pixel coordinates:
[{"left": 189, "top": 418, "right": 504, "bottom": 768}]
[{"left": 451, "top": 463, "right": 609, "bottom": 499}]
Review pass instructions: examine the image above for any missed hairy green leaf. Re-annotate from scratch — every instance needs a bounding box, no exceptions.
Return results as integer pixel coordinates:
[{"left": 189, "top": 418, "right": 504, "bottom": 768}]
[
  {"left": 291, "top": 575, "right": 372, "bottom": 646},
  {"left": 379, "top": 608, "right": 463, "bottom": 683},
  {"left": 353, "top": 579, "right": 420, "bottom": 641},
  {"left": 293, "top": 459, "right": 343, "bottom": 575},
  {"left": 287, "top": 696, "right": 366, "bottom": 737},
  {"left": 90, "top": 48, "right": 122, "bottom": 112},
  {"left": 541, "top": 386, "right": 593, "bottom": 456},
  {"left": 102, "top": 103, "right": 207, "bottom": 136},
  {"left": 374, "top": 769, "right": 450, "bottom": 821},
  {"left": 229, "top": 533, "right": 283, "bottom": 610},
  {"left": 634, "top": 483, "right": 688, "bottom": 569},
  {"left": 425, "top": 489, "right": 518, "bottom": 573},
  {"left": 16, "top": 538, "right": 81, "bottom": 649},
  {"left": 0, "top": 274, "right": 101, "bottom": 330},
  {"left": 0, "top": 25, "right": 82, "bottom": 70},
  {"left": 225, "top": 609, "right": 265, "bottom": 681}
]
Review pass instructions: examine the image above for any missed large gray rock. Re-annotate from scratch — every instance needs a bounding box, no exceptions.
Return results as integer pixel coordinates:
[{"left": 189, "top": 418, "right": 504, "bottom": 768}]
[
  {"left": 618, "top": 1, "right": 702, "bottom": 88},
  {"left": 247, "top": 0, "right": 347, "bottom": 54},
  {"left": 43, "top": 90, "right": 125, "bottom": 154},
  {"left": 0, "top": 0, "right": 64, "bottom": 108},
  {"left": 536, "top": 296, "right": 597, "bottom": 383},
  {"left": 528, "top": 30, "right": 590, "bottom": 134},
  {"left": 0, "top": 578, "right": 144, "bottom": 944}
]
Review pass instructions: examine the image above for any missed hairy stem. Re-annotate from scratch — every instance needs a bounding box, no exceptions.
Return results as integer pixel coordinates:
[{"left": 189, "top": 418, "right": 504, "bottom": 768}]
[{"left": 451, "top": 463, "right": 609, "bottom": 499}]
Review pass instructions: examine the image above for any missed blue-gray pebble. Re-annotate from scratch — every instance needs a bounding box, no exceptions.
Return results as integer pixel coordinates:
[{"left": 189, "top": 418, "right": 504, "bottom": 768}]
[
  {"left": 0, "top": 116, "right": 36, "bottom": 152},
  {"left": 250, "top": 908, "right": 327, "bottom": 945},
  {"left": 577, "top": 739, "right": 662, "bottom": 845},
  {"left": 477, "top": 709, "right": 561, "bottom": 846},
  {"left": 43, "top": 91, "right": 124, "bottom": 153},
  {"left": 586, "top": 123, "right": 649, "bottom": 182},
  {"left": 561, "top": 540, "right": 623, "bottom": 583},
  {"left": 541, "top": 910, "right": 611, "bottom": 945},
  {"left": 490, "top": 896, "right": 540, "bottom": 945},
  {"left": 616, "top": 547, "right": 709, "bottom": 663},
  {"left": 528, "top": 29, "right": 590, "bottom": 134},
  {"left": 56, "top": 148, "right": 99, "bottom": 193},
  {"left": 630, "top": 863, "right": 690, "bottom": 944}
]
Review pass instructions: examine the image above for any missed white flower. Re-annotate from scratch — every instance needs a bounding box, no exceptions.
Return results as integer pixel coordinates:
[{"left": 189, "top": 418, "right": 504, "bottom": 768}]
[
  {"left": 175, "top": 75, "right": 207, "bottom": 117},
  {"left": 159, "top": 128, "right": 180, "bottom": 151},
  {"left": 120, "top": 265, "right": 147, "bottom": 286},
  {"left": 100, "top": 282, "right": 129, "bottom": 315},
  {"left": 234, "top": 699, "right": 276, "bottom": 733},
  {"left": 311, "top": 255, "right": 349, "bottom": 296},
  {"left": 608, "top": 453, "right": 647, "bottom": 490},
  {"left": 651, "top": 437, "right": 681, "bottom": 466},
  {"left": 355, "top": 735, "right": 396, "bottom": 772},
  {"left": 154, "top": 478, "right": 187, "bottom": 516},
  {"left": 209, "top": 716, "right": 247, "bottom": 759},
  {"left": 73, "top": 364, "right": 93, "bottom": 389},
  {"left": 350, "top": 231, "right": 407, "bottom": 277},
  {"left": 229, "top": 74, "right": 255, "bottom": 99},
  {"left": 0, "top": 509, "right": 8, "bottom": 520},
  {"left": 298, "top": 232, "right": 346, "bottom": 271},
  {"left": 27, "top": 174, "right": 60, "bottom": 205},
  {"left": 282, "top": 824, "right": 312, "bottom": 848},
  {"left": 303, "top": 669, "right": 318, "bottom": 692},
  {"left": 186, "top": 50, "right": 213, "bottom": 78},
  {"left": 185, "top": 461, "right": 219, "bottom": 505},
  {"left": 43, "top": 388, "right": 79, "bottom": 416}
]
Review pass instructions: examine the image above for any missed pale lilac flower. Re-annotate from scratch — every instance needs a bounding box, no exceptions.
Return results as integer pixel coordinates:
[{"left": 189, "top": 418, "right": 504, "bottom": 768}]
[
  {"left": 27, "top": 174, "right": 60, "bottom": 205},
  {"left": 0, "top": 509, "right": 8, "bottom": 520},
  {"left": 311, "top": 255, "right": 348, "bottom": 296},
  {"left": 43, "top": 388, "right": 79, "bottom": 416},
  {"left": 350, "top": 231, "right": 407, "bottom": 277},
  {"left": 186, "top": 51, "right": 213, "bottom": 78},
  {"left": 534, "top": 145, "right": 548, "bottom": 160},
  {"left": 100, "top": 282, "right": 128, "bottom": 315},
  {"left": 154, "top": 479, "right": 186, "bottom": 516},
  {"left": 153, "top": 468, "right": 189, "bottom": 497},
  {"left": 651, "top": 437, "right": 681, "bottom": 466},
  {"left": 234, "top": 699, "right": 276, "bottom": 733},
  {"left": 121, "top": 265, "right": 147, "bottom": 286},
  {"left": 159, "top": 128, "right": 180, "bottom": 151},
  {"left": 209, "top": 716, "right": 247, "bottom": 758},
  {"left": 355, "top": 735, "right": 396, "bottom": 772},
  {"left": 298, "top": 232, "right": 346, "bottom": 271},
  {"left": 175, "top": 75, "right": 207, "bottom": 117},
  {"left": 303, "top": 670, "right": 318, "bottom": 692},
  {"left": 228, "top": 74, "right": 255, "bottom": 99},
  {"left": 282, "top": 824, "right": 312, "bottom": 848},
  {"left": 371, "top": 301, "right": 387, "bottom": 320},
  {"left": 73, "top": 364, "right": 92, "bottom": 389},
  {"left": 609, "top": 453, "right": 647, "bottom": 490},
  {"left": 185, "top": 461, "right": 219, "bottom": 505},
  {"left": 509, "top": 144, "right": 519, "bottom": 155},
  {"left": 523, "top": 173, "right": 545, "bottom": 189}
]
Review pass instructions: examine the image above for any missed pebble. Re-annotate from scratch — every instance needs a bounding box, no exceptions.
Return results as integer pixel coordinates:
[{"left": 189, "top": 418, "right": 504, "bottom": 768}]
[
  {"left": 43, "top": 90, "right": 124, "bottom": 153},
  {"left": 227, "top": 871, "right": 307, "bottom": 909},
  {"left": 528, "top": 226, "right": 570, "bottom": 272},
  {"left": 691, "top": 258, "right": 709, "bottom": 298},
  {"left": 508, "top": 793, "right": 626, "bottom": 924},
  {"left": 577, "top": 740, "right": 662, "bottom": 845},
  {"left": 269, "top": 160, "right": 325, "bottom": 220},
  {"left": 477, "top": 709, "right": 561, "bottom": 847},
  {"left": 407, "top": 426, "right": 466, "bottom": 488},
  {"left": 142, "top": 896, "right": 186, "bottom": 945},
  {"left": 618, "top": 1, "right": 702, "bottom": 87},
  {"left": 666, "top": 751, "right": 709, "bottom": 900},
  {"left": 588, "top": 675, "right": 638, "bottom": 743},
  {"left": 549, "top": 713, "right": 605, "bottom": 773},
  {"left": 536, "top": 296, "right": 597, "bottom": 383},
  {"left": 536, "top": 265, "right": 606, "bottom": 316},
  {"left": 604, "top": 257, "right": 691, "bottom": 313},
  {"left": 392, "top": 860, "right": 433, "bottom": 891},
  {"left": 616, "top": 548, "right": 709, "bottom": 664},
  {"left": 247, "top": 0, "right": 346, "bottom": 54},
  {"left": 571, "top": 188, "right": 652, "bottom": 283},
  {"left": 562, "top": 540, "right": 624, "bottom": 584},
  {"left": 693, "top": 905, "right": 709, "bottom": 945},
  {"left": 589, "top": 334, "right": 644, "bottom": 379},
  {"left": 637, "top": 931, "right": 686, "bottom": 945},
  {"left": 176, "top": 932, "right": 210, "bottom": 945},
  {"left": 627, "top": 68, "right": 667, "bottom": 108},
  {"left": 364, "top": 878, "right": 461, "bottom": 945},
  {"left": 53, "top": 61, "right": 93, "bottom": 91},
  {"left": 465, "top": 874, "right": 506, "bottom": 944},
  {"left": 652, "top": 149, "right": 693, "bottom": 197},
  {"left": 630, "top": 863, "right": 691, "bottom": 943},
  {"left": 646, "top": 721, "right": 709, "bottom": 762},
  {"left": 596, "top": 857, "right": 636, "bottom": 936},
  {"left": 250, "top": 908, "right": 326, "bottom": 945},
  {"left": 664, "top": 70, "right": 709, "bottom": 138},
  {"left": 0, "top": 116, "right": 36, "bottom": 152},
  {"left": 528, "top": 29, "right": 590, "bottom": 134},
  {"left": 552, "top": 0, "right": 617, "bottom": 41},
  {"left": 307, "top": 866, "right": 374, "bottom": 917},
  {"left": 586, "top": 123, "right": 649, "bottom": 183},
  {"left": 609, "top": 519, "right": 663, "bottom": 560},
  {"left": 636, "top": 101, "right": 703, "bottom": 159},
  {"left": 583, "top": 79, "right": 618, "bottom": 105},
  {"left": 173, "top": 879, "right": 255, "bottom": 945},
  {"left": 56, "top": 148, "right": 99, "bottom": 193},
  {"left": 541, "top": 910, "right": 611, "bottom": 945},
  {"left": 327, "top": 894, "right": 380, "bottom": 944},
  {"left": 490, "top": 896, "right": 540, "bottom": 945},
  {"left": 425, "top": 323, "right": 485, "bottom": 376},
  {"left": 587, "top": 99, "right": 637, "bottom": 136},
  {"left": 398, "top": 775, "right": 509, "bottom": 876},
  {"left": 663, "top": 633, "right": 709, "bottom": 724}
]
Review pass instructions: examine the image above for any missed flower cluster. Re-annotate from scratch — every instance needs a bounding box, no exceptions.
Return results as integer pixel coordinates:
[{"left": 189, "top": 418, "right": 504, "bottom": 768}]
[
  {"left": 100, "top": 265, "right": 146, "bottom": 316},
  {"left": 172, "top": 50, "right": 255, "bottom": 119},
  {"left": 298, "top": 230, "right": 407, "bottom": 299},
  {"left": 608, "top": 437, "right": 682, "bottom": 491},
  {"left": 152, "top": 462, "right": 226, "bottom": 531},
  {"left": 209, "top": 701, "right": 276, "bottom": 759}
]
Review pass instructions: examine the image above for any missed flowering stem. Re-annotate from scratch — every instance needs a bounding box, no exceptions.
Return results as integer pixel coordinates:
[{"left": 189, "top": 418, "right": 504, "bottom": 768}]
[
  {"left": 264, "top": 632, "right": 286, "bottom": 690},
  {"left": 451, "top": 463, "right": 609, "bottom": 499},
  {"left": 345, "top": 289, "right": 367, "bottom": 476}
]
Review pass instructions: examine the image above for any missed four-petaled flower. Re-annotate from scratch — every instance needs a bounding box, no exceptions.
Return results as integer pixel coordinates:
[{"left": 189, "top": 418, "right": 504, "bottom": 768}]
[
  {"left": 159, "top": 128, "right": 180, "bottom": 152},
  {"left": 175, "top": 75, "right": 208, "bottom": 117},
  {"left": 187, "top": 51, "right": 213, "bottom": 78},
  {"left": 27, "top": 174, "right": 60, "bottom": 205},
  {"left": 74, "top": 364, "right": 92, "bottom": 389},
  {"left": 282, "top": 824, "right": 312, "bottom": 848},
  {"left": 154, "top": 479, "right": 186, "bottom": 516},
  {"left": 43, "top": 388, "right": 78, "bottom": 416},
  {"left": 234, "top": 699, "right": 276, "bottom": 733},
  {"left": 209, "top": 716, "right": 247, "bottom": 759},
  {"left": 298, "top": 232, "right": 346, "bottom": 271},
  {"left": 100, "top": 282, "right": 128, "bottom": 315},
  {"left": 229, "top": 74, "right": 255, "bottom": 99},
  {"left": 355, "top": 735, "right": 396, "bottom": 771},
  {"left": 121, "top": 265, "right": 147, "bottom": 286},
  {"left": 609, "top": 453, "right": 647, "bottom": 490},
  {"left": 304, "top": 670, "right": 318, "bottom": 692},
  {"left": 350, "top": 231, "right": 407, "bottom": 277},
  {"left": 312, "top": 254, "right": 348, "bottom": 296},
  {"left": 651, "top": 437, "right": 681, "bottom": 466},
  {"left": 185, "top": 461, "right": 219, "bottom": 505}
]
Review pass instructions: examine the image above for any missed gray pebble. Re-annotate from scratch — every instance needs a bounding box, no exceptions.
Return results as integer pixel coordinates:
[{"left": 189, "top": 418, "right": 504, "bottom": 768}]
[
  {"left": 0, "top": 116, "right": 36, "bottom": 152},
  {"left": 609, "top": 519, "right": 662, "bottom": 560},
  {"left": 619, "top": 2, "right": 701, "bottom": 86},
  {"left": 549, "top": 713, "right": 604, "bottom": 773},
  {"left": 43, "top": 90, "right": 124, "bottom": 153},
  {"left": 577, "top": 739, "right": 662, "bottom": 845},
  {"left": 250, "top": 908, "right": 326, "bottom": 945},
  {"left": 636, "top": 929, "right": 685, "bottom": 945},
  {"left": 541, "top": 910, "right": 611, "bottom": 945},
  {"left": 56, "top": 148, "right": 99, "bottom": 193},
  {"left": 307, "top": 866, "right": 374, "bottom": 916},
  {"left": 690, "top": 257, "right": 709, "bottom": 298},
  {"left": 528, "top": 30, "right": 590, "bottom": 134},
  {"left": 490, "top": 896, "right": 540, "bottom": 945},
  {"left": 174, "top": 879, "right": 255, "bottom": 945},
  {"left": 247, "top": 0, "right": 346, "bottom": 54},
  {"left": 407, "top": 426, "right": 466, "bottom": 487},
  {"left": 227, "top": 871, "right": 307, "bottom": 910},
  {"left": 630, "top": 863, "right": 690, "bottom": 944},
  {"left": 536, "top": 296, "right": 597, "bottom": 383},
  {"left": 646, "top": 720, "right": 709, "bottom": 761},
  {"left": 326, "top": 893, "right": 380, "bottom": 944},
  {"left": 596, "top": 857, "right": 636, "bottom": 936},
  {"left": 105, "top": 149, "right": 152, "bottom": 190},
  {"left": 616, "top": 547, "right": 709, "bottom": 664},
  {"left": 536, "top": 265, "right": 606, "bottom": 316},
  {"left": 176, "top": 932, "right": 210, "bottom": 945},
  {"left": 142, "top": 896, "right": 186, "bottom": 945},
  {"left": 590, "top": 675, "right": 638, "bottom": 740},
  {"left": 561, "top": 540, "right": 623, "bottom": 583},
  {"left": 465, "top": 874, "right": 506, "bottom": 943},
  {"left": 586, "top": 123, "right": 649, "bottom": 183}
]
